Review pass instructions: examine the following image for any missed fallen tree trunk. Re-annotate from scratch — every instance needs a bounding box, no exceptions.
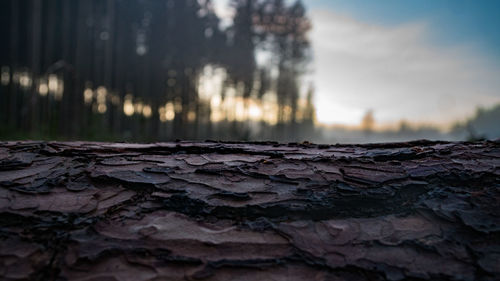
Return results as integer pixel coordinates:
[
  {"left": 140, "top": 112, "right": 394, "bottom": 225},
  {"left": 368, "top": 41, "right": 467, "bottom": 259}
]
[{"left": 0, "top": 140, "right": 498, "bottom": 280}]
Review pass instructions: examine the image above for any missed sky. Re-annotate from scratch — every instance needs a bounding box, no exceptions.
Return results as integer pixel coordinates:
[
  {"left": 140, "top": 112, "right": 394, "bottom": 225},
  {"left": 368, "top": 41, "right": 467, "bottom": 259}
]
[{"left": 214, "top": 0, "right": 500, "bottom": 128}]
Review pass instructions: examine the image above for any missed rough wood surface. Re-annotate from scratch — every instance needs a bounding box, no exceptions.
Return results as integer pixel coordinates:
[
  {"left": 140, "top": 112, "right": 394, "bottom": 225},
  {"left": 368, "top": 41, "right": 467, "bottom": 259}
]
[{"left": 0, "top": 140, "right": 499, "bottom": 281}]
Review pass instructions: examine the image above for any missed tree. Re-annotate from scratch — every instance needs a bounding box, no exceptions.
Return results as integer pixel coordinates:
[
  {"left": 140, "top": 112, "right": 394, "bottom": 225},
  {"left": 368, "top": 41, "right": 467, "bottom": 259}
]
[
  {"left": 225, "top": 0, "right": 259, "bottom": 99},
  {"left": 257, "top": 0, "right": 311, "bottom": 137},
  {"left": 361, "top": 109, "right": 375, "bottom": 134}
]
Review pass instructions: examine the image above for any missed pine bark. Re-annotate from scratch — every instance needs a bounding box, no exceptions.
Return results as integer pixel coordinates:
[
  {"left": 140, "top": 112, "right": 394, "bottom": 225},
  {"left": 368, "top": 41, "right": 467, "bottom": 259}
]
[{"left": 0, "top": 140, "right": 499, "bottom": 280}]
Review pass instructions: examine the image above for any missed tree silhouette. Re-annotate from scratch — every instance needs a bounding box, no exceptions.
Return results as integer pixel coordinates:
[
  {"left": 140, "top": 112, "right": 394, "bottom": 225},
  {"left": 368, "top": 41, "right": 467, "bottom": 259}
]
[{"left": 256, "top": 0, "right": 311, "bottom": 138}]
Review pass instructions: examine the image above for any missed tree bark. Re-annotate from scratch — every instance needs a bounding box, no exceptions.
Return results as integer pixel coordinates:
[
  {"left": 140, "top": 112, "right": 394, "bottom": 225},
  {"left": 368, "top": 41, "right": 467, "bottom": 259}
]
[{"left": 0, "top": 140, "right": 498, "bottom": 280}]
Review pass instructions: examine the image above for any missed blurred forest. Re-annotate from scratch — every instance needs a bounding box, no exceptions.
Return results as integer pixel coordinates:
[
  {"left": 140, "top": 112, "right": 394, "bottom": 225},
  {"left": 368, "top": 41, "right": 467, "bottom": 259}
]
[
  {"left": 0, "top": 0, "right": 316, "bottom": 142},
  {"left": 1, "top": 0, "right": 498, "bottom": 143}
]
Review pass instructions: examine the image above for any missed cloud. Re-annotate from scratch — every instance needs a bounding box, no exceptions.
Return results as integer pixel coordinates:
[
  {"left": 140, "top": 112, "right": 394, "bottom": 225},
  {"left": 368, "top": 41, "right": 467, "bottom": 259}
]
[{"left": 311, "top": 9, "right": 500, "bottom": 127}]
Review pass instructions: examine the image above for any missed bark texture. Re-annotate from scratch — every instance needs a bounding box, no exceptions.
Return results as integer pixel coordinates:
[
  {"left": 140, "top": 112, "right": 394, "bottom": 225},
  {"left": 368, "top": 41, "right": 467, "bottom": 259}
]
[{"left": 0, "top": 140, "right": 499, "bottom": 281}]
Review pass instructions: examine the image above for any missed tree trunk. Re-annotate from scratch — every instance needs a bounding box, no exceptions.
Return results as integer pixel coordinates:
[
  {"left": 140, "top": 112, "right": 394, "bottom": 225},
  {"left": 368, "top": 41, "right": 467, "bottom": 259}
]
[
  {"left": 29, "top": 0, "right": 42, "bottom": 135},
  {"left": 8, "top": 0, "right": 19, "bottom": 130},
  {"left": 0, "top": 140, "right": 498, "bottom": 280}
]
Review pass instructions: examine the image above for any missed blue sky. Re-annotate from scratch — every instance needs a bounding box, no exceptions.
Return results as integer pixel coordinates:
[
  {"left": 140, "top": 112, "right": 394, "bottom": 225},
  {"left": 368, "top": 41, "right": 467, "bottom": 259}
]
[{"left": 308, "top": 0, "right": 500, "bottom": 62}]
